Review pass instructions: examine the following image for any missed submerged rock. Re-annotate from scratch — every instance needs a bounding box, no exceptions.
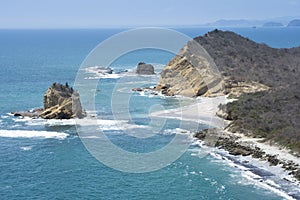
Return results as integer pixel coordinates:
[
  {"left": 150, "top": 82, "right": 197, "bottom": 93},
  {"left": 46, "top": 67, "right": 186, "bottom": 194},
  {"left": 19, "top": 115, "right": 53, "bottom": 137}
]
[
  {"left": 39, "top": 83, "right": 85, "bottom": 119},
  {"left": 12, "top": 108, "right": 43, "bottom": 118},
  {"left": 136, "top": 62, "right": 155, "bottom": 75}
]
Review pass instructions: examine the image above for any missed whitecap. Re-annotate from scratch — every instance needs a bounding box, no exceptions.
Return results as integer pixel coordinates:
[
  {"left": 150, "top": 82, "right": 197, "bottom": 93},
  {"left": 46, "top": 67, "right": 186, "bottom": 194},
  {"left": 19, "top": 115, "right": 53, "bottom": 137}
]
[
  {"left": 189, "top": 171, "right": 197, "bottom": 175},
  {"left": 13, "top": 117, "right": 32, "bottom": 122},
  {"left": 13, "top": 117, "right": 76, "bottom": 127},
  {"left": 96, "top": 119, "right": 149, "bottom": 131},
  {"left": 20, "top": 146, "right": 32, "bottom": 151},
  {"left": 44, "top": 119, "right": 76, "bottom": 126},
  {"left": 84, "top": 74, "right": 122, "bottom": 80},
  {"left": 0, "top": 130, "right": 68, "bottom": 140},
  {"left": 209, "top": 148, "right": 300, "bottom": 199}
]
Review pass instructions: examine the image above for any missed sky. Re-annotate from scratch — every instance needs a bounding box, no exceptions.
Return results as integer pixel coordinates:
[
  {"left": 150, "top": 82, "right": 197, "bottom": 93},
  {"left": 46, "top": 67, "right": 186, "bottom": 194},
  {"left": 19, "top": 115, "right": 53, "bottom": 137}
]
[{"left": 0, "top": 0, "right": 299, "bottom": 28}]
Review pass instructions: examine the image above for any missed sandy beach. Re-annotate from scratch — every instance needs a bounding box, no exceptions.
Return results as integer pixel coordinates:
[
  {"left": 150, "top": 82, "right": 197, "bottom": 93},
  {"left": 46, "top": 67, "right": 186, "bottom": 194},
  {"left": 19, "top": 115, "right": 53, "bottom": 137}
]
[
  {"left": 151, "top": 95, "right": 300, "bottom": 182},
  {"left": 150, "top": 96, "right": 228, "bottom": 128}
]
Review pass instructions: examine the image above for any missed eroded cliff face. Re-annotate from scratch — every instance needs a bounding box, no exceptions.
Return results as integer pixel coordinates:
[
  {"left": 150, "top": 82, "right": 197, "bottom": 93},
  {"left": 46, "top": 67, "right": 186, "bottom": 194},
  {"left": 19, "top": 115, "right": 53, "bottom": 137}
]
[
  {"left": 157, "top": 29, "right": 300, "bottom": 98},
  {"left": 39, "top": 83, "right": 85, "bottom": 119},
  {"left": 157, "top": 40, "right": 225, "bottom": 97}
]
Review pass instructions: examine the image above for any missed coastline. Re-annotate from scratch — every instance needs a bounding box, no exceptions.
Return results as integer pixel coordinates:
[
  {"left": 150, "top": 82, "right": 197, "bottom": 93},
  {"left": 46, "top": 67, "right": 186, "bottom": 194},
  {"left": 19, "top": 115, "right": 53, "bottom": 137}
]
[
  {"left": 151, "top": 96, "right": 300, "bottom": 183},
  {"left": 150, "top": 96, "right": 228, "bottom": 128}
]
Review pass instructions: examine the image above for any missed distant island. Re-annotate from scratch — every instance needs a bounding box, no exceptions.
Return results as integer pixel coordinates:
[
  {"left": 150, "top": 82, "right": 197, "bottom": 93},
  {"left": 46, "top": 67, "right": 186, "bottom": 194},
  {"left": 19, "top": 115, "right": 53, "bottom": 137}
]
[
  {"left": 263, "top": 22, "right": 284, "bottom": 27},
  {"left": 288, "top": 19, "right": 300, "bottom": 27},
  {"left": 204, "top": 19, "right": 263, "bottom": 27},
  {"left": 202, "top": 17, "right": 300, "bottom": 27}
]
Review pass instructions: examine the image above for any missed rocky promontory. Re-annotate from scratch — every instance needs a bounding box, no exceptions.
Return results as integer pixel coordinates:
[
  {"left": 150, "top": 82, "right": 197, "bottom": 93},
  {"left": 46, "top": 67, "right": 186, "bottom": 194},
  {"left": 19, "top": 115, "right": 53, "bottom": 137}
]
[
  {"left": 13, "top": 83, "right": 85, "bottom": 119},
  {"left": 156, "top": 30, "right": 300, "bottom": 179},
  {"left": 157, "top": 29, "right": 300, "bottom": 98}
]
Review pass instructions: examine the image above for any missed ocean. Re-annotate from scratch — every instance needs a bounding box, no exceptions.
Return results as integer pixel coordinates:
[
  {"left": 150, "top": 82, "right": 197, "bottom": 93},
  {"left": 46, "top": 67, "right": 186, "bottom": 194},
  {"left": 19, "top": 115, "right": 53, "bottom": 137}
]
[{"left": 0, "top": 27, "right": 300, "bottom": 199}]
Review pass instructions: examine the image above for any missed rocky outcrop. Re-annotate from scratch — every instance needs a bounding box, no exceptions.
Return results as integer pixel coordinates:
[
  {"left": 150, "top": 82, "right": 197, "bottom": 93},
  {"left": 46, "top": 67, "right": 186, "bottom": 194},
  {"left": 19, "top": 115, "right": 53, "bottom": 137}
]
[
  {"left": 12, "top": 83, "right": 85, "bottom": 119},
  {"left": 39, "top": 83, "right": 85, "bottom": 119},
  {"left": 12, "top": 108, "right": 43, "bottom": 118},
  {"left": 136, "top": 62, "right": 155, "bottom": 75},
  {"left": 194, "top": 128, "right": 300, "bottom": 180}
]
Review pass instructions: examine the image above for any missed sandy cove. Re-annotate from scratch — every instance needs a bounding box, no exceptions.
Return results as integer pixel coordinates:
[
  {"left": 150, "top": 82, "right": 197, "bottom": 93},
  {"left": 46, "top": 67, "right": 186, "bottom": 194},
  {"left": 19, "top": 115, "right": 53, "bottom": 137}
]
[{"left": 150, "top": 96, "right": 300, "bottom": 182}]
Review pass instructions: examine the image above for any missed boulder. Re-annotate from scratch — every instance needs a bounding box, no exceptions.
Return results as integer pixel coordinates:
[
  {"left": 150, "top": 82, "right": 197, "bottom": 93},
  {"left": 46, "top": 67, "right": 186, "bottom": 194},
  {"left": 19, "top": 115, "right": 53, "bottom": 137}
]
[
  {"left": 267, "top": 155, "right": 280, "bottom": 166},
  {"left": 136, "top": 62, "right": 155, "bottom": 75},
  {"left": 39, "top": 83, "right": 85, "bottom": 119}
]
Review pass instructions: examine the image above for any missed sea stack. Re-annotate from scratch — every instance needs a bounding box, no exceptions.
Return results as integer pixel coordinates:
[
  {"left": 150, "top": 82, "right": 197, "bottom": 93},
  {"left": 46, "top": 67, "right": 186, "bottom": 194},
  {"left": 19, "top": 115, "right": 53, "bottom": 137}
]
[
  {"left": 39, "top": 82, "right": 85, "bottom": 119},
  {"left": 136, "top": 62, "right": 155, "bottom": 75}
]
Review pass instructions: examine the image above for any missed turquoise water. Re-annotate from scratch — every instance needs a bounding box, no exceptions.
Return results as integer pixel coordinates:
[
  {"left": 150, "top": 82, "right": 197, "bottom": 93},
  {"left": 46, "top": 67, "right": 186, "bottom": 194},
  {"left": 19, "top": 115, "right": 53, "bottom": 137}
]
[{"left": 0, "top": 28, "right": 300, "bottom": 199}]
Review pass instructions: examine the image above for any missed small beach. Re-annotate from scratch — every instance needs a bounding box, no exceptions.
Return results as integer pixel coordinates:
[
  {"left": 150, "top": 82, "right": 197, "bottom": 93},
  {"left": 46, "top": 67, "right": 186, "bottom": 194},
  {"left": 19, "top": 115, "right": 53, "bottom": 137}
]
[{"left": 151, "top": 95, "right": 300, "bottom": 197}]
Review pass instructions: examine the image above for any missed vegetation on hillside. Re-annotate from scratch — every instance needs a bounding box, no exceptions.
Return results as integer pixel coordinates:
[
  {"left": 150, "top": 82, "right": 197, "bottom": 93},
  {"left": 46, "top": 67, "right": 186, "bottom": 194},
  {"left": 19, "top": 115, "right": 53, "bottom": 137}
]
[{"left": 195, "top": 30, "right": 300, "bottom": 152}]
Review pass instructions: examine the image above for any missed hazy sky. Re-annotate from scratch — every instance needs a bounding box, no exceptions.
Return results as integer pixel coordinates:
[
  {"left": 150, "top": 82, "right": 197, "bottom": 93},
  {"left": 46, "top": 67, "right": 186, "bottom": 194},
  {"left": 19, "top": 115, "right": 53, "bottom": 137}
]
[{"left": 0, "top": 0, "right": 299, "bottom": 28}]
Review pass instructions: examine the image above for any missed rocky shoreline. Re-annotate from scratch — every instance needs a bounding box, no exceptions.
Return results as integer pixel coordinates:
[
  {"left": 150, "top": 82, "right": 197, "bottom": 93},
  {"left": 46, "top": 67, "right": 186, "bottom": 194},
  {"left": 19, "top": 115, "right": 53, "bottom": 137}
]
[
  {"left": 194, "top": 128, "right": 300, "bottom": 181},
  {"left": 152, "top": 29, "right": 300, "bottom": 182}
]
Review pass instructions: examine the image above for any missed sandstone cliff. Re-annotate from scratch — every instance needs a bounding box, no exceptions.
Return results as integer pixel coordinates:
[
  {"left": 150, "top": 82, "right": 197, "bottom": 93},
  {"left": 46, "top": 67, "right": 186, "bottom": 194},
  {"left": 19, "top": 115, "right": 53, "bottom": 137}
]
[
  {"left": 157, "top": 40, "right": 224, "bottom": 97},
  {"left": 157, "top": 29, "right": 300, "bottom": 97}
]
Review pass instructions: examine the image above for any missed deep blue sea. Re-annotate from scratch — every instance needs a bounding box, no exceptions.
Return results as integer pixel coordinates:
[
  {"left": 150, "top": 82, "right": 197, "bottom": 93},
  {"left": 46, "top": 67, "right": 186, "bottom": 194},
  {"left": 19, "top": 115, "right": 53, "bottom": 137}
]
[{"left": 0, "top": 27, "right": 300, "bottom": 200}]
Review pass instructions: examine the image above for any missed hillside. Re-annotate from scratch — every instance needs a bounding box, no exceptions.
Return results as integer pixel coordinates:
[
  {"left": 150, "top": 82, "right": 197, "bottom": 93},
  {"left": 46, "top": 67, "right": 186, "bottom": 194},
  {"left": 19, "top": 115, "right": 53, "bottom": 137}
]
[{"left": 158, "top": 30, "right": 300, "bottom": 152}]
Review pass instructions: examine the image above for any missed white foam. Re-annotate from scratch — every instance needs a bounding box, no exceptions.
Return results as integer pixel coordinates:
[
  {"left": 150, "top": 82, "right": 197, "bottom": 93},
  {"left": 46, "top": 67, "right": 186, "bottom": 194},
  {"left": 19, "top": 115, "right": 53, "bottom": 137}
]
[
  {"left": 83, "top": 66, "right": 125, "bottom": 80},
  {"left": 96, "top": 119, "right": 149, "bottom": 131},
  {"left": 12, "top": 117, "right": 77, "bottom": 127},
  {"left": 209, "top": 148, "right": 300, "bottom": 200},
  {"left": 240, "top": 171, "right": 296, "bottom": 200},
  {"left": 0, "top": 130, "right": 68, "bottom": 140},
  {"left": 20, "top": 146, "right": 32, "bottom": 151},
  {"left": 13, "top": 117, "right": 32, "bottom": 122},
  {"left": 84, "top": 66, "right": 113, "bottom": 74},
  {"left": 44, "top": 119, "right": 76, "bottom": 126},
  {"left": 84, "top": 73, "right": 122, "bottom": 80},
  {"left": 14, "top": 117, "right": 150, "bottom": 130},
  {"left": 162, "top": 128, "right": 192, "bottom": 135},
  {"left": 189, "top": 171, "right": 197, "bottom": 175}
]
